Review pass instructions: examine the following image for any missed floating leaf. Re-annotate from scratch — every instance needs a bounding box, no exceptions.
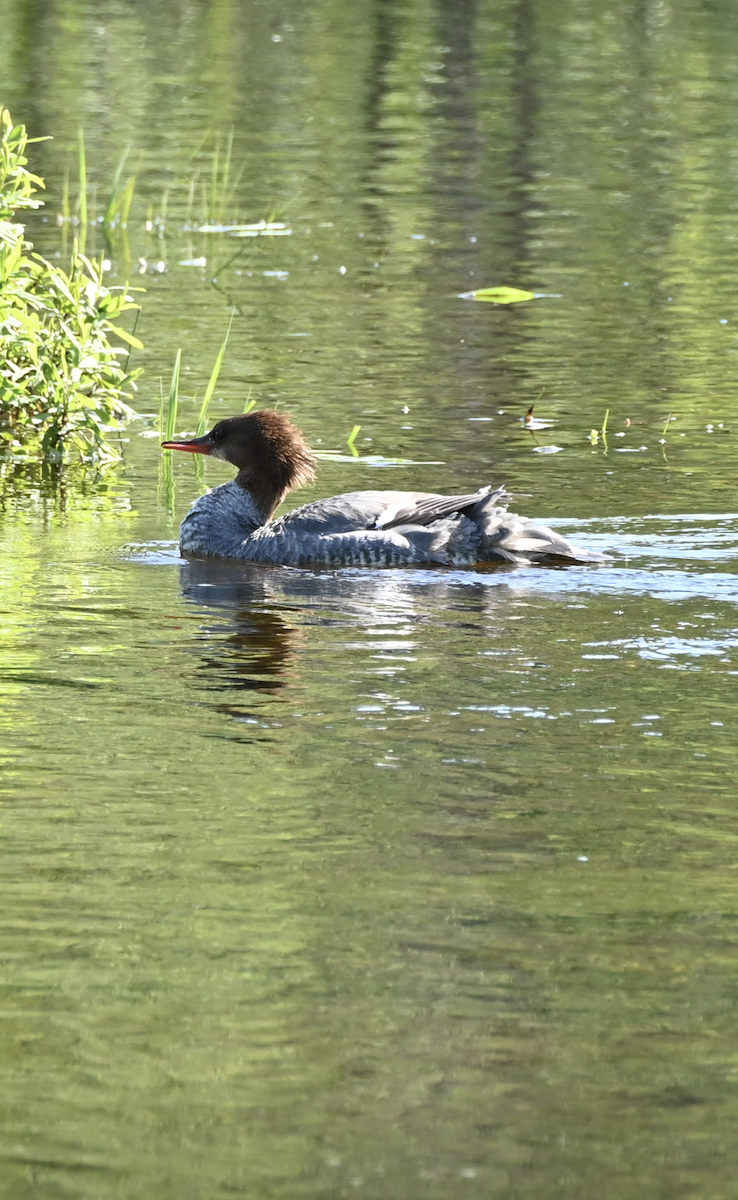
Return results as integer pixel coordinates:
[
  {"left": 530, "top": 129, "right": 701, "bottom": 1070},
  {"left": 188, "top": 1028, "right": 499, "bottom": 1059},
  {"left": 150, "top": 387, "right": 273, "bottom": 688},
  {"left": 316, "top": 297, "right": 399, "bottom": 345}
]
[{"left": 460, "top": 286, "right": 535, "bottom": 304}]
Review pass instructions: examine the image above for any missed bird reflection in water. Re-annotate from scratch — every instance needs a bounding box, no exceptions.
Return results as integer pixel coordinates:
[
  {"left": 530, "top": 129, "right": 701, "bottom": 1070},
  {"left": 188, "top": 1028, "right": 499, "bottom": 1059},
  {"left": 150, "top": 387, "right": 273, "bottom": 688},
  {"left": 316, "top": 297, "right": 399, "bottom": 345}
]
[
  {"left": 180, "top": 559, "right": 302, "bottom": 723},
  {"left": 179, "top": 556, "right": 557, "bottom": 729}
]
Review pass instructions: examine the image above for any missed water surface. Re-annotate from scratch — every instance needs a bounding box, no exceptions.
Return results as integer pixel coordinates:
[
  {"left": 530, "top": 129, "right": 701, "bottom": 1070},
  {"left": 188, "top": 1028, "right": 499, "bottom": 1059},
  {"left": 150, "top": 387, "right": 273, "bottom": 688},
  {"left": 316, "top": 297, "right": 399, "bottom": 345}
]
[{"left": 3, "top": 2, "right": 738, "bottom": 1196}]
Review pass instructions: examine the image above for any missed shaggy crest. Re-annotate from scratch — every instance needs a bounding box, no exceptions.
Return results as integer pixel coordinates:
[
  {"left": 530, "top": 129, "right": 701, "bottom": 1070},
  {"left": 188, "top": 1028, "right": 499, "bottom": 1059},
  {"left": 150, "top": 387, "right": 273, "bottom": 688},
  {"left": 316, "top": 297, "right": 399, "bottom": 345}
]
[{"left": 206, "top": 411, "right": 316, "bottom": 517}]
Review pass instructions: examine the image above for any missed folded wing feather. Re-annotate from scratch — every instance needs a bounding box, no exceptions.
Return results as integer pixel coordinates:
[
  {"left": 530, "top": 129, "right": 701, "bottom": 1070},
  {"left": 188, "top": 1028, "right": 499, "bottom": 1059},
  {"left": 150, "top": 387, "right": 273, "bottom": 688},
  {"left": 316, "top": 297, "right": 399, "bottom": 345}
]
[{"left": 375, "top": 484, "right": 508, "bottom": 530}]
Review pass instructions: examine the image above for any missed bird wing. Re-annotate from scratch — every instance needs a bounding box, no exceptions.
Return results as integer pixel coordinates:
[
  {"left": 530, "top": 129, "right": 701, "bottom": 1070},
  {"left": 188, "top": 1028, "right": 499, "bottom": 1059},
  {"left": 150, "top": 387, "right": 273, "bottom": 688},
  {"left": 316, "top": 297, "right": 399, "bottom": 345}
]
[
  {"left": 374, "top": 485, "right": 508, "bottom": 529},
  {"left": 278, "top": 490, "right": 455, "bottom": 533}
]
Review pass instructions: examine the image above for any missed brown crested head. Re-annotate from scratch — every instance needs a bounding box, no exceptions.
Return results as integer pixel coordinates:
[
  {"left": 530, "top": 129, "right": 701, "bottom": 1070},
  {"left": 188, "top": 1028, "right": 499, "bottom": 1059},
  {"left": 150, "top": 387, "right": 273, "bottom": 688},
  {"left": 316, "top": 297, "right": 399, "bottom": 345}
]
[{"left": 162, "top": 410, "right": 317, "bottom": 518}]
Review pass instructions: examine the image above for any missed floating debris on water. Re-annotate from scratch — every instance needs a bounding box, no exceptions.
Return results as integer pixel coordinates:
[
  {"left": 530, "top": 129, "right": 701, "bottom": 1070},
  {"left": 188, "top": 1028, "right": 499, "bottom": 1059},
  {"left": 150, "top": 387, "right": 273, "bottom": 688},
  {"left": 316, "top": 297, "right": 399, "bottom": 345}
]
[
  {"left": 315, "top": 452, "right": 444, "bottom": 465},
  {"left": 458, "top": 286, "right": 534, "bottom": 303},
  {"left": 193, "top": 221, "right": 292, "bottom": 237},
  {"left": 524, "top": 404, "right": 554, "bottom": 430}
]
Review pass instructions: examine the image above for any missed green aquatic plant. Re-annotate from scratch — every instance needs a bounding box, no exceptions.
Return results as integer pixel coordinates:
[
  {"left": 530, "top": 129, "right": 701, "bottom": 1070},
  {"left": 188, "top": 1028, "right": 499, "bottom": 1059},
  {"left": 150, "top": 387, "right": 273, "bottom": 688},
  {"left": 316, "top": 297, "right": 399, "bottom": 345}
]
[
  {"left": 346, "top": 423, "right": 361, "bottom": 457},
  {"left": 102, "top": 146, "right": 136, "bottom": 230},
  {"left": 590, "top": 408, "right": 610, "bottom": 447},
  {"left": 77, "top": 128, "right": 88, "bottom": 230},
  {"left": 201, "top": 129, "right": 245, "bottom": 227},
  {"left": 0, "top": 109, "right": 142, "bottom": 459},
  {"left": 163, "top": 348, "right": 181, "bottom": 442},
  {"left": 195, "top": 312, "right": 234, "bottom": 436}
]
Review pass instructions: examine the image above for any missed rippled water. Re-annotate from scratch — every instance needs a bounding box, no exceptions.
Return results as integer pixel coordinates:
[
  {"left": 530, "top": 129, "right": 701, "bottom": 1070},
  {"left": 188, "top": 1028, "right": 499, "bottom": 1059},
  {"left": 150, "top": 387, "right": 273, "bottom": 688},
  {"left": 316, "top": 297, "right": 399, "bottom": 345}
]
[{"left": 3, "top": 1, "right": 738, "bottom": 1197}]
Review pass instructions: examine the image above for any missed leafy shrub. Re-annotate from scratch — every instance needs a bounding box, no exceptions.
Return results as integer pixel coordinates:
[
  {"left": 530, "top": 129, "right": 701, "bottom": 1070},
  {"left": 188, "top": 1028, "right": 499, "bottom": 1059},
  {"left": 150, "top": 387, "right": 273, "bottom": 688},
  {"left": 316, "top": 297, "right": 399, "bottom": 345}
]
[{"left": 0, "top": 109, "right": 141, "bottom": 459}]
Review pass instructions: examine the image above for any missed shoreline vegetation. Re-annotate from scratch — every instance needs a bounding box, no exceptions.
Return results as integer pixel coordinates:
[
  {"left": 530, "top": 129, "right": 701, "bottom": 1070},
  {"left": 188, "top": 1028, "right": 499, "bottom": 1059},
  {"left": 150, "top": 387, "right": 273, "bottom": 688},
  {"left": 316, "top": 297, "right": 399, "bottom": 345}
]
[{"left": 0, "top": 109, "right": 142, "bottom": 460}]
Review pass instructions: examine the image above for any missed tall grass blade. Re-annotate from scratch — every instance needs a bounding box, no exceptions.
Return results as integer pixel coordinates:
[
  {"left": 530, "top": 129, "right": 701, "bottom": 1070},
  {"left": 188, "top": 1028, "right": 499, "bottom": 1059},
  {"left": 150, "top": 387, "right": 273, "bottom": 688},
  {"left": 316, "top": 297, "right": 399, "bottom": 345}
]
[
  {"left": 102, "top": 146, "right": 130, "bottom": 226},
  {"left": 196, "top": 312, "right": 235, "bottom": 436},
  {"left": 185, "top": 171, "right": 199, "bottom": 227},
  {"left": 347, "top": 424, "right": 361, "bottom": 457},
  {"left": 218, "top": 128, "right": 235, "bottom": 222},
  {"left": 224, "top": 128, "right": 233, "bottom": 193},
  {"left": 211, "top": 133, "right": 220, "bottom": 222},
  {"left": 164, "top": 349, "right": 181, "bottom": 442},
  {"left": 124, "top": 307, "right": 143, "bottom": 372},
  {"left": 119, "top": 174, "right": 136, "bottom": 226},
  {"left": 61, "top": 167, "right": 70, "bottom": 221}
]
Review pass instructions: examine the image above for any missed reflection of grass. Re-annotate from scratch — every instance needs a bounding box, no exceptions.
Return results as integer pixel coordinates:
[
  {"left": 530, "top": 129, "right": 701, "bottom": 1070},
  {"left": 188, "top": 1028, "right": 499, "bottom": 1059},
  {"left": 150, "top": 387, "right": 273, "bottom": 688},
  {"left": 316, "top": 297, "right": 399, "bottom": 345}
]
[
  {"left": 0, "top": 457, "right": 127, "bottom": 513},
  {"left": 158, "top": 452, "right": 176, "bottom": 519}
]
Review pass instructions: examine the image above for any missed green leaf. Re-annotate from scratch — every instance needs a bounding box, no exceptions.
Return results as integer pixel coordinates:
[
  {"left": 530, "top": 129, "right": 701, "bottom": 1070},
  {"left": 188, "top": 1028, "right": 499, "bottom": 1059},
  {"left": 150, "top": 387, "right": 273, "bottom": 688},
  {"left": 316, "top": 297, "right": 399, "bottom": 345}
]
[
  {"left": 106, "top": 322, "right": 144, "bottom": 349},
  {"left": 0, "top": 110, "right": 140, "bottom": 459},
  {"left": 465, "top": 286, "right": 535, "bottom": 304}
]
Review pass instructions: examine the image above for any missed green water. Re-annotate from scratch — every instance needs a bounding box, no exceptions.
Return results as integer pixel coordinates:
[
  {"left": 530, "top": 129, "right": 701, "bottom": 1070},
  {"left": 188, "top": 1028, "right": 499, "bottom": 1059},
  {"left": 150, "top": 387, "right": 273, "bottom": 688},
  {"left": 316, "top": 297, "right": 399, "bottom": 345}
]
[{"left": 3, "top": 1, "right": 738, "bottom": 1196}]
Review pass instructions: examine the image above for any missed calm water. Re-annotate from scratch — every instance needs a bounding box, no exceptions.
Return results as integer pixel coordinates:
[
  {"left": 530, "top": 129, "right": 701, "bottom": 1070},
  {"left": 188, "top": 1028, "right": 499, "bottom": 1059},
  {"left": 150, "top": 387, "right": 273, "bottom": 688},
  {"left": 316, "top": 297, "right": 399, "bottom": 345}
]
[{"left": 3, "top": 1, "right": 738, "bottom": 1196}]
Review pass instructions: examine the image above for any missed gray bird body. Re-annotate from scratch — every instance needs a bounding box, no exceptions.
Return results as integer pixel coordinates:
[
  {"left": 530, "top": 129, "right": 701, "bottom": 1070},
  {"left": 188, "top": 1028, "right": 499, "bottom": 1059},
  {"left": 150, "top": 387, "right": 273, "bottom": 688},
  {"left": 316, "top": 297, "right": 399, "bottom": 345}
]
[{"left": 178, "top": 480, "right": 594, "bottom": 567}]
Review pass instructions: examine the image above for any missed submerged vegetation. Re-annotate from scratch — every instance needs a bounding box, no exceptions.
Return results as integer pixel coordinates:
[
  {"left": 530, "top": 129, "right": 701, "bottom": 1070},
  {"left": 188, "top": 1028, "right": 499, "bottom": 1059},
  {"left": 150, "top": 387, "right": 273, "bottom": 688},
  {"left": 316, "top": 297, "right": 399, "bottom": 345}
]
[{"left": 0, "top": 109, "right": 141, "bottom": 459}]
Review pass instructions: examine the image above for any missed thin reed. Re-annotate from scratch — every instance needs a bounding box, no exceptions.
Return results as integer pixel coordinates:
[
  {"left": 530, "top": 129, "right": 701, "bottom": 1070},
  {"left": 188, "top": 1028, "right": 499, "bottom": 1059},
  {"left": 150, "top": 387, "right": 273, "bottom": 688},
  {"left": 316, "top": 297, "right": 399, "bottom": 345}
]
[
  {"left": 195, "top": 312, "right": 235, "bottom": 436},
  {"left": 164, "top": 349, "right": 181, "bottom": 442},
  {"left": 103, "top": 147, "right": 136, "bottom": 228},
  {"left": 347, "top": 424, "right": 361, "bottom": 457},
  {"left": 77, "top": 129, "right": 87, "bottom": 227}
]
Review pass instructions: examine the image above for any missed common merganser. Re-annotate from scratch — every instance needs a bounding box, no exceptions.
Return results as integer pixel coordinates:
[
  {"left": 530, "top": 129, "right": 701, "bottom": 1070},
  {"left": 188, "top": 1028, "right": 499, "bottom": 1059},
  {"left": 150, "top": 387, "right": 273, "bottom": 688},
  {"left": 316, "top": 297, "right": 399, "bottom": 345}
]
[{"left": 161, "top": 411, "right": 597, "bottom": 567}]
